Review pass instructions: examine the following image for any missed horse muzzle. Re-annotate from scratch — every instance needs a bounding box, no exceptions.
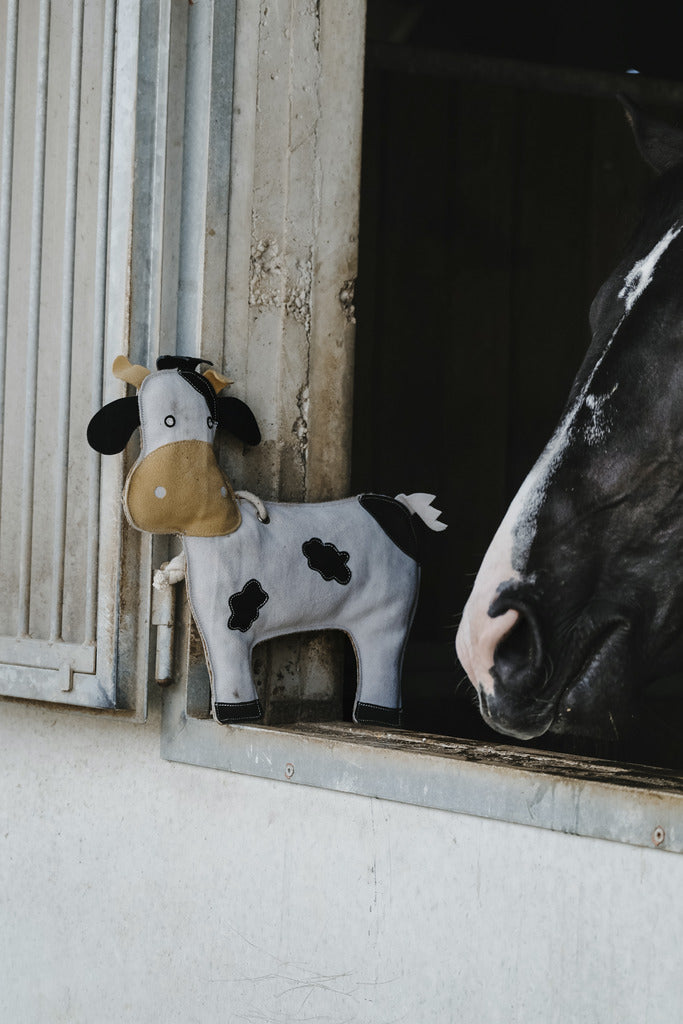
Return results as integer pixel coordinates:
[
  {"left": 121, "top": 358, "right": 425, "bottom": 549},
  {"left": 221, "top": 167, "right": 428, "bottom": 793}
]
[{"left": 480, "top": 592, "right": 635, "bottom": 740}]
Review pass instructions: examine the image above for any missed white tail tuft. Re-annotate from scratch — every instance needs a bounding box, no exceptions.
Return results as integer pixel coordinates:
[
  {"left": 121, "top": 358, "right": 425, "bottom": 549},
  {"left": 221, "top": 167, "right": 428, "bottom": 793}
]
[{"left": 394, "top": 492, "right": 447, "bottom": 532}]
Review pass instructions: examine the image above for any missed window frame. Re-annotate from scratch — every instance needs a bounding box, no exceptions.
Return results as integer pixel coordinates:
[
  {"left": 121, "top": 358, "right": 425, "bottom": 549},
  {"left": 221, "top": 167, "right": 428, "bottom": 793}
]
[{"left": 160, "top": 669, "right": 683, "bottom": 854}]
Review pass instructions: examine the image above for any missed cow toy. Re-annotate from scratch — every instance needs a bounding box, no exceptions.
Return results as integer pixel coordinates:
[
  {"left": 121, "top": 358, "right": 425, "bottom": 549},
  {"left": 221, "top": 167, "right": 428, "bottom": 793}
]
[{"left": 87, "top": 355, "right": 446, "bottom": 726}]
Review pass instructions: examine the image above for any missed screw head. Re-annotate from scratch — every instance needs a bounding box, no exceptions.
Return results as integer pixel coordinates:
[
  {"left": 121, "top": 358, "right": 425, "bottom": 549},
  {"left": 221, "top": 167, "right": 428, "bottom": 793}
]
[
  {"left": 284, "top": 762, "right": 294, "bottom": 779},
  {"left": 652, "top": 826, "right": 665, "bottom": 847}
]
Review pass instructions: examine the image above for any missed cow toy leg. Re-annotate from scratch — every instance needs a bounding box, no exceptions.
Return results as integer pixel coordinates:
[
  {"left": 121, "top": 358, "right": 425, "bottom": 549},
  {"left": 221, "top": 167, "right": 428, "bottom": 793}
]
[
  {"left": 202, "top": 632, "right": 261, "bottom": 724},
  {"left": 349, "top": 590, "right": 419, "bottom": 727},
  {"left": 182, "top": 538, "right": 263, "bottom": 723}
]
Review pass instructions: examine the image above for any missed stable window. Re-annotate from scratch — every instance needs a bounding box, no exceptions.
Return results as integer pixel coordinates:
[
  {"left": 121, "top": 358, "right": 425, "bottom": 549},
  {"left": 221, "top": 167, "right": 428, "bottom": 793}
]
[
  {"left": 3, "top": 0, "right": 682, "bottom": 850},
  {"left": 160, "top": 2, "right": 683, "bottom": 853}
]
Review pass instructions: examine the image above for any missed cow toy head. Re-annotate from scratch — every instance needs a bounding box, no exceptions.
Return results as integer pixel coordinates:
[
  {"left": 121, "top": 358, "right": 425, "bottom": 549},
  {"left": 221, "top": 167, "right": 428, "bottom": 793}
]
[{"left": 87, "top": 354, "right": 261, "bottom": 537}]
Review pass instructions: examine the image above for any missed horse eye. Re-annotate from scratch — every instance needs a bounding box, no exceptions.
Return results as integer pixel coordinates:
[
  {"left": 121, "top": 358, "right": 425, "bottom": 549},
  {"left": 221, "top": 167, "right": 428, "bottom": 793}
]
[
  {"left": 207, "top": 416, "right": 215, "bottom": 429},
  {"left": 164, "top": 415, "right": 175, "bottom": 427}
]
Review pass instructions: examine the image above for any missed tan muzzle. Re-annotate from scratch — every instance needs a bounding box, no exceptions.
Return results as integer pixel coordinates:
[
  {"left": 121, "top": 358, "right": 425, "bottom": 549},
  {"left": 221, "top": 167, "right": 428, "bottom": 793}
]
[{"left": 123, "top": 440, "right": 242, "bottom": 536}]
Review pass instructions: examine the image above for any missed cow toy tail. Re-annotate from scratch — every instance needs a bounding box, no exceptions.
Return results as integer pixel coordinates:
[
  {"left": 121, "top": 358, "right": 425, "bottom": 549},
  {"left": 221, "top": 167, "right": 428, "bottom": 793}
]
[
  {"left": 358, "top": 492, "right": 446, "bottom": 563},
  {"left": 394, "top": 492, "right": 447, "bottom": 533}
]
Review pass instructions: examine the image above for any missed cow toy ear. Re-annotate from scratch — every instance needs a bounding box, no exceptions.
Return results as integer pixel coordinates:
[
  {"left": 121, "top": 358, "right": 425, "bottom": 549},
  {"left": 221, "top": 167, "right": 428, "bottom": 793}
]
[
  {"left": 216, "top": 396, "right": 261, "bottom": 446},
  {"left": 87, "top": 397, "right": 141, "bottom": 454}
]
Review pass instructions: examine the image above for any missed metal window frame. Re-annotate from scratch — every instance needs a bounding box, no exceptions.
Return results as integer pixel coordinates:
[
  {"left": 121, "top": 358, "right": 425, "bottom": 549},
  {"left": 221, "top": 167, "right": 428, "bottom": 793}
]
[{"left": 161, "top": 667, "right": 683, "bottom": 854}]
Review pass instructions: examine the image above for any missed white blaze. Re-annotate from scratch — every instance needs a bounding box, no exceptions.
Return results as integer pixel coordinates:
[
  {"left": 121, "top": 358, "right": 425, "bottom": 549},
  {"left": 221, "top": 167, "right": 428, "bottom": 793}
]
[
  {"left": 618, "top": 226, "right": 682, "bottom": 311},
  {"left": 457, "top": 223, "right": 683, "bottom": 691}
]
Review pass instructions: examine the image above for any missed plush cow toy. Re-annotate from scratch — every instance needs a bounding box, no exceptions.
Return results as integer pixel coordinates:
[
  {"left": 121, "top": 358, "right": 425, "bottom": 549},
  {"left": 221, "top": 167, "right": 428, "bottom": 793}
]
[{"left": 87, "top": 355, "right": 446, "bottom": 725}]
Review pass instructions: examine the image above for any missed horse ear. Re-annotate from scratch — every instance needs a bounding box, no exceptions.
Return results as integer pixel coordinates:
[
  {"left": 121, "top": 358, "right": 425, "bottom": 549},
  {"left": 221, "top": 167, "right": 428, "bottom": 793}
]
[
  {"left": 621, "top": 95, "right": 683, "bottom": 175},
  {"left": 87, "top": 397, "right": 140, "bottom": 454},
  {"left": 216, "top": 396, "right": 261, "bottom": 446}
]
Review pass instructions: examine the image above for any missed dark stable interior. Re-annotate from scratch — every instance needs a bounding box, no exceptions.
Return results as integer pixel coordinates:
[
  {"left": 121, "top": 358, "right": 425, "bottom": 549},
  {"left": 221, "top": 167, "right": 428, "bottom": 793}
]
[{"left": 348, "top": 0, "right": 683, "bottom": 767}]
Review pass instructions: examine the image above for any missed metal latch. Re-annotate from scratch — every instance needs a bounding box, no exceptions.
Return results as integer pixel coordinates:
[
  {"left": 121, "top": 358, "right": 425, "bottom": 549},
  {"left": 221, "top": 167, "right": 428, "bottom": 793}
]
[{"left": 151, "top": 551, "right": 186, "bottom": 685}]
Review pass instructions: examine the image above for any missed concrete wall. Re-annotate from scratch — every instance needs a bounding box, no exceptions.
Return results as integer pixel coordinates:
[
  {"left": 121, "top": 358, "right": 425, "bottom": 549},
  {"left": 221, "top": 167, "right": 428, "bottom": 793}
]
[{"left": 2, "top": 698, "right": 682, "bottom": 1024}]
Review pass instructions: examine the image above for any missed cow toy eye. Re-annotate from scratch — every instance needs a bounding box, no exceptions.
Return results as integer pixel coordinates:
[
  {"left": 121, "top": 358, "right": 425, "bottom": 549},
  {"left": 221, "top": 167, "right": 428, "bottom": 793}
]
[
  {"left": 164, "top": 415, "right": 175, "bottom": 427},
  {"left": 207, "top": 416, "right": 215, "bottom": 429}
]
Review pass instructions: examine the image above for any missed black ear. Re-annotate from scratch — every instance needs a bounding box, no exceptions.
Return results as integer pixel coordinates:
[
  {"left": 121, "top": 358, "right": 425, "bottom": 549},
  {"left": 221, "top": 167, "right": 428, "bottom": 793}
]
[
  {"left": 216, "top": 396, "right": 261, "bottom": 446},
  {"left": 87, "top": 397, "right": 140, "bottom": 454},
  {"left": 620, "top": 95, "right": 683, "bottom": 175}
]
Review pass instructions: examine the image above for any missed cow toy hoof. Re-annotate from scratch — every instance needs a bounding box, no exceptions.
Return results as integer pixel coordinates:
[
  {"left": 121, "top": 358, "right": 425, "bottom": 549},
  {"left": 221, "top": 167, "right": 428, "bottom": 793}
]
[
  {"left": 214, "top": 699, "right": 263, "bottom": 724},
  {"left": 354, "top": 702, "right": 402, "bottom": 728}
]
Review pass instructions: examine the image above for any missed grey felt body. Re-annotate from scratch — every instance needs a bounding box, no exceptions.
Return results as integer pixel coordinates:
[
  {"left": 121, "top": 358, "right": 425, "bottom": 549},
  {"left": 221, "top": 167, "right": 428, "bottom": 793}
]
[{"left": 182, "top": 497, "right": 420, "bottom": 722}]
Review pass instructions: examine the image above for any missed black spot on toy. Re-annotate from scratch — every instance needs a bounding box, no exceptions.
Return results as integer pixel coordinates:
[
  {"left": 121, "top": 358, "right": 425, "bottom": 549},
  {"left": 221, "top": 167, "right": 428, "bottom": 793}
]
[
  {"left": 302, "top": 538, "right": 352, "bottom": 585},
  {"left": 228, "top": 579, "right": 269, "bottom": 632},
  {"left": 358, "top": 494, "right": 419, "bottom": 562}
]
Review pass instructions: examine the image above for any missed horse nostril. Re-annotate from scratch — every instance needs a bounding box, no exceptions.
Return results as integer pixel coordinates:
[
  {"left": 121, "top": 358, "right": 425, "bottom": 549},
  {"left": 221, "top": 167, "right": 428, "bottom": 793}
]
[{"left": 491, "top": 600, "right": 544, "bottom": 689}]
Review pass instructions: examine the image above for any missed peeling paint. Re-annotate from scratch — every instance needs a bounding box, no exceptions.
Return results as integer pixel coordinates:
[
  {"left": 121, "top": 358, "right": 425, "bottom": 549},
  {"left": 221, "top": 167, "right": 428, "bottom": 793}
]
[
  {"left": 249, "top": 237, "right": 284, "bottom": 309},
  {"left": 285, "top": 257, "right": 312, "bottom": 333},
  {"left": 250, "top": 240, "right": 314, "bottom": 338},
  {"left": 293, "top": 382, "right": 310, "bottom": 454},
  {"left": 339, "top": 278, "right": 356, "bottom": 324},
  {"left": 311, "top": 0, "right": 321, "bottom": 52}
]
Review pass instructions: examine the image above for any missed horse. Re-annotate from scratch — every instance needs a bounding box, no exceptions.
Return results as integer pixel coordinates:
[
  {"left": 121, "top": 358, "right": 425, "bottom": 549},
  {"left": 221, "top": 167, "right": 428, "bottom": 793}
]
[{"left": 456, "top": 100, "right": 683, "bottom": 743}]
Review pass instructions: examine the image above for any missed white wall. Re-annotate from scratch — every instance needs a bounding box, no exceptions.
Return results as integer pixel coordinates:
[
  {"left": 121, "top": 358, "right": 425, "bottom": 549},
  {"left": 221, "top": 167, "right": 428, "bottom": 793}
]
[{"left": 1, "top": 698, "right": 682, "bottom": 1024}]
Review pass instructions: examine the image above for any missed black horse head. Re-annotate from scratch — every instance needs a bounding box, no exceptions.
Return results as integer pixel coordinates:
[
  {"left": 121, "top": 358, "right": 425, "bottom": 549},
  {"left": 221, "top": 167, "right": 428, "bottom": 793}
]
[{"left": 457, "top": 101, "right": 683, "bottom": 743}]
